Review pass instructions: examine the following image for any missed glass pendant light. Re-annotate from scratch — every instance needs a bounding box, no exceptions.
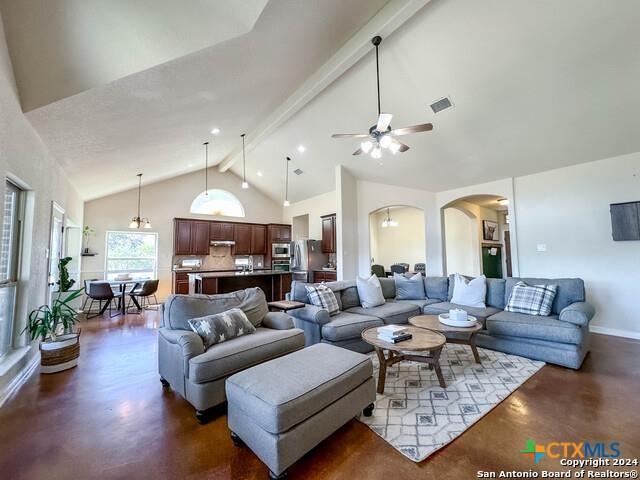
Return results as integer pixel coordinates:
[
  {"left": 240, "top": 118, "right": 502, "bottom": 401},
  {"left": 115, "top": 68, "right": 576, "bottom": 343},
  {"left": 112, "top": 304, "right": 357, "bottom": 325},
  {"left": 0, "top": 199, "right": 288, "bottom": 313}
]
[
  {"left": 129, "top": 173, "right": 151, "bottom": 229},
  {"left": 283, "top": 156, "right": 291, "bottom": 207},
  {"left": 203, "top": 141, "right": 209, "bottom": 197},
  {"left": 381, "top": 207, "right": 398, "bottom": 228},
  {"left": 241, "top": 133, "right": 249, "bottom": 189}
]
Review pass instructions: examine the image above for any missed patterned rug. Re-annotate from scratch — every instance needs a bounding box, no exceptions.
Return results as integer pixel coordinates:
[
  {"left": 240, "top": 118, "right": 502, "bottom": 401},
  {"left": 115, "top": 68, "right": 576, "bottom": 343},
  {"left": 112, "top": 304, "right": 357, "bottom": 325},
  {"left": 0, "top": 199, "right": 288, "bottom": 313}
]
[{"left": 358, "top": 344, "right": 545, "bottom": 462}]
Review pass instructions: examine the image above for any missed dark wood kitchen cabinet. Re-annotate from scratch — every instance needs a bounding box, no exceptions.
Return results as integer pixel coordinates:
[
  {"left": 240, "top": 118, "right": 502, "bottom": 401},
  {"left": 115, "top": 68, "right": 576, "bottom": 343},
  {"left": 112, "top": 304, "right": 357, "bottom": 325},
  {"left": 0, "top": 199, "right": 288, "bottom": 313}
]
[
  {"left": 313, "top": 270, "right": 337, "bottom": 283},
  {"left": 233, "top": 223, "right": 252, "bottom": 255},
  {"left": 174, "top": 220, "right": 211, "bottom": 255},
  {"left": 321, "top": 214, "right": 336, "bottom": 253},
  {"left": 210, "top": 222, "right": 234, "bottom": 241},
  {"left": 250, "top": 224, "right": 267, "bottom": 255},
  {"left": 173, "top": 272, "right": 190, "bottom": 294}
]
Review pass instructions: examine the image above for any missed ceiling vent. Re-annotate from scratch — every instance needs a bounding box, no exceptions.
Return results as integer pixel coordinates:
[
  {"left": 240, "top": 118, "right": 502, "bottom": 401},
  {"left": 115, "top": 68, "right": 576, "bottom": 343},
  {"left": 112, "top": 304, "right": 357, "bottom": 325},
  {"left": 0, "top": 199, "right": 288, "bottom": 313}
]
[
  {"left": 430, "top": 96, "right": 453, "bottom": 114},
  {"left": 293, "top": 168, "right": 304, "bottom": 175}
]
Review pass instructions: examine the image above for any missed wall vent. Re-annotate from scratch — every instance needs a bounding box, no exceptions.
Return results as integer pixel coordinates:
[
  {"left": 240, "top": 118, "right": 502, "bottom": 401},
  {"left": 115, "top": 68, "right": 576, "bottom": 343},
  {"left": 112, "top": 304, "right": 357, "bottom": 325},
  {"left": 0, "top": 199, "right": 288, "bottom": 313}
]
[
  {"left": 430, "top": 96, "right": 453, "bottom": 114},
  {"left": 293, "top": 168, "right": 304, "bottom": 175}
]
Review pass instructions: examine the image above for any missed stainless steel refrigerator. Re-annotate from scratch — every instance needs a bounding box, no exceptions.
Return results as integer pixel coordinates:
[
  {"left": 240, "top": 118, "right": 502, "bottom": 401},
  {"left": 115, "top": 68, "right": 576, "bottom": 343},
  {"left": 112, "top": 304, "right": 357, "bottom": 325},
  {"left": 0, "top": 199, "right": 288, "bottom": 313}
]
[{"left": 290, "top": 240, "right": 328, "bottom": 283}]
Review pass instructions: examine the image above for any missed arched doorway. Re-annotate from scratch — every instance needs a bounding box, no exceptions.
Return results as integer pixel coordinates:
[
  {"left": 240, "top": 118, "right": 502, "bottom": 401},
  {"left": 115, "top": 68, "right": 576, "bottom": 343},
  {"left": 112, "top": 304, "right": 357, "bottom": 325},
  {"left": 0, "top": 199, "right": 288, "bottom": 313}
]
[
  {"left": 442, "top": 195, "right": 512, "bottom": 278},
  {"left": 369, "top": 205, "right": 426, "bottom": 275}
]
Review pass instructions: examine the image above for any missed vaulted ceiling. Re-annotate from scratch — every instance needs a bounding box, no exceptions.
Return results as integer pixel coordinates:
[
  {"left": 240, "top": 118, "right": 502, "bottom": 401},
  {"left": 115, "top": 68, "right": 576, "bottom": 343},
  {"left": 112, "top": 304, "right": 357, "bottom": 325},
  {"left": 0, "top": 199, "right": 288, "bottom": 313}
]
[{"left": 3, "top": 0, "right": 640, "bottom": 204}]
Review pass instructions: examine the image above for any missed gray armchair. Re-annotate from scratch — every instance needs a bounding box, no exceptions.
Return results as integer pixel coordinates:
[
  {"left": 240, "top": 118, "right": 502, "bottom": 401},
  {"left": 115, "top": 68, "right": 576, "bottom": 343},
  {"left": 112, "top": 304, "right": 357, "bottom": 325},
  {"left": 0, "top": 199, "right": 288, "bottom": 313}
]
[{"left": 158, "top": 288, "right": 305, "bottom": 423}]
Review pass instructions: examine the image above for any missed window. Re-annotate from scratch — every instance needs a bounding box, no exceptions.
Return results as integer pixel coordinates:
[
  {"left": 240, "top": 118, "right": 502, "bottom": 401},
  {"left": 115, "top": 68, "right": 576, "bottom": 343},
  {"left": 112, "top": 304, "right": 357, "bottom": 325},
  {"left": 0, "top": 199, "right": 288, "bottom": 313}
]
[
  {"left": 0, "top": 180, "right": 23, "bottom": 359},
  {"left": 190, "top": 189, "right": 245, "bottom": 217},
  {"left": 105, "top": 231, "right": 158, "bottom": 281}
]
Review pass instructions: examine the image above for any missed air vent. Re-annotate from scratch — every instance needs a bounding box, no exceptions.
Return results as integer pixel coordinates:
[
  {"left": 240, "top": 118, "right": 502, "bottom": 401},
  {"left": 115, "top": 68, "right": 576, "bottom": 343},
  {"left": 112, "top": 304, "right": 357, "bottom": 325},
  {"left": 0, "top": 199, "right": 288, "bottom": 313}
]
[
  {"left": 430, "top": 96, "right": 453, "bottom": 114},
  {"left": 293, "top": 168, "right": 304, "bottom": 175}
]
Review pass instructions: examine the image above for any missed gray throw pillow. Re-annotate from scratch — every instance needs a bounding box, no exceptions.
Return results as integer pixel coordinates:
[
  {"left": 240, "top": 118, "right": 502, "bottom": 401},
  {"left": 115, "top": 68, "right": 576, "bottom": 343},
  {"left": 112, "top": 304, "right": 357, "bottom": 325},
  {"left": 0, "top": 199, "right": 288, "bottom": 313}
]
[
  {"left": 394, "top": 273, "right": 426, "bottom": 300},
  {"left": 188, "top": 308, "right": 256, "bottom": 348},
  {"left": 237, "top": 287, "right": 269, "bottom": 327}
]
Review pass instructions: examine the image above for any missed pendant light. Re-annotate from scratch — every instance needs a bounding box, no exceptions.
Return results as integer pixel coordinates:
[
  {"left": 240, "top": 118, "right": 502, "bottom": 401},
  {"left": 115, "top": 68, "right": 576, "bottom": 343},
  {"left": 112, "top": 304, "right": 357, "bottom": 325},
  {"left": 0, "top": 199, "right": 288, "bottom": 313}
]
[
  {"left": 203, "top": 141, "right": 209, "bottom": 197},
  {"left": 129, "top": 173, "right": 151, "bottom": 229},
  {"left": 283, "top": 156, "right": 291, "bottom": 207},
  {"left": 241, "top": 133, "right": 249, "bottom": 189},
  {"left": 381, "top": 207, "right": 398, "bottom": 228}
]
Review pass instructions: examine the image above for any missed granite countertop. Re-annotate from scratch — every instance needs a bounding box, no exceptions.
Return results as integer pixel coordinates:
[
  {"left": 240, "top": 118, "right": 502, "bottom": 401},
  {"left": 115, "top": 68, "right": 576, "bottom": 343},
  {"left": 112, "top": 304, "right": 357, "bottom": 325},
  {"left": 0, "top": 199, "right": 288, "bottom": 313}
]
[
  {"left": 313, "top": 268, "right": 337, "bottom": 272},
  {"left": 189, "top": 270, "right": 291, "bottom": 279}
]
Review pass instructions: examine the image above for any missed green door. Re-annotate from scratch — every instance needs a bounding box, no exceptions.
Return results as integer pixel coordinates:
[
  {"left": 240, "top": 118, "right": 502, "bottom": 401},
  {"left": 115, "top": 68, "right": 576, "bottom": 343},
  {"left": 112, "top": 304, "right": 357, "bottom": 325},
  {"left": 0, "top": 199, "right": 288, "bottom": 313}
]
[{"left": 482, "top": 246, "right": 503, "bottom": 278}]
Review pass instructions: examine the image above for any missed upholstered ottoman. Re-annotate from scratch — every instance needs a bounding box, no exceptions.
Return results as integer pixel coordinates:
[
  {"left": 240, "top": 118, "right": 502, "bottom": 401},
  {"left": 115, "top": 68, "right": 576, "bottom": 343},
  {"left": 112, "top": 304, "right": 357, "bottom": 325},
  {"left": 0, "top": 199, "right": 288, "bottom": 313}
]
[{"left": 226, "top": 343, "right": 376, "bottom": 479}]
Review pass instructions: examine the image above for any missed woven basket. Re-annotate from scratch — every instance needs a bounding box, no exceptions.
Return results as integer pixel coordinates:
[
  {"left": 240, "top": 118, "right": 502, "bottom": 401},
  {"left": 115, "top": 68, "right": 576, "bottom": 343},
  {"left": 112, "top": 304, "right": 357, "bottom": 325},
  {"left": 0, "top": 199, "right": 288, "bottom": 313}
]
[{"left": 40, "top": 331, "right": 81, "bottom": 373}]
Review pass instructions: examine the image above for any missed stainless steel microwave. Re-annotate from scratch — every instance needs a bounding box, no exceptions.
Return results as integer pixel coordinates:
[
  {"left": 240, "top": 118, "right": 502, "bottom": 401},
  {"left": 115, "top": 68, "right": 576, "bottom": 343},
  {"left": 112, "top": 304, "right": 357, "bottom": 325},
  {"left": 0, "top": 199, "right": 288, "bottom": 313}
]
[{"left": 272, "top": 243, "right": 291, "bottom": 258}]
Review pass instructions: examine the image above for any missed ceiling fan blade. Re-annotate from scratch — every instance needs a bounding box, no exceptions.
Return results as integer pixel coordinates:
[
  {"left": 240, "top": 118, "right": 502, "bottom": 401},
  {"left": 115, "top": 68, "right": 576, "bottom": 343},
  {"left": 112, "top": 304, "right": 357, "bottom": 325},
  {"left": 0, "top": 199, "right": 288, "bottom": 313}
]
[
  {"left": 331, "top": 133, "right": 371, "bottom": 139},
  {"left": 388, "top": 123, "right": 433, "bottom": 136},
  {"left": 396, "top": 141, "right": 410, "bottom": 152},
  {"left": 376, "top": 113, "right": 393, "bottom": 131},
  {"left": 352, "top": 148, "right": 363, "bottom": 156}
]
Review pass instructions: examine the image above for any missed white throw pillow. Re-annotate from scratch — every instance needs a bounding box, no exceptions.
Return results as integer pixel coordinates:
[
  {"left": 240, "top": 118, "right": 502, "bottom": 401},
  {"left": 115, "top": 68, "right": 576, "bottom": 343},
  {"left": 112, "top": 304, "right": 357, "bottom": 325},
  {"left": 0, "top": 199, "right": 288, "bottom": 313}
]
[
  {"left": 356, "top": 274, "right": 386, "bottom": 308},
  {"left": 451, "top": 274, "right": 487, "bottom": 308}
]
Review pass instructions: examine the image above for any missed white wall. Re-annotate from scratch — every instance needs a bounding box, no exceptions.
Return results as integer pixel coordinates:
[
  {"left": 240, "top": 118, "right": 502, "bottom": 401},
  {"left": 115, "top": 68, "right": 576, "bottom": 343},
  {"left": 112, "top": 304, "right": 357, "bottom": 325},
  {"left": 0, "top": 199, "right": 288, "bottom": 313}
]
[
  {"left": 283, "top": 190, "right": 336, "bottom": 240},
  {"left": 0, "top": 13, "right": 83, "bottom": 399},
  {"left": 514, "top": 152, "right": 640, "bottom": 338},
  {"left": 82, "top": 168, "right": 282, "bottom": 300},
  {"left": 356, "top": 180, "right": 438, "bottom": 277},
  {"left": 369, "top": 207, "right": 426, "bottom": 269},
  {"left": 336, "top": 166, "right": 358, "bottom": 280},
  {"left": 443, "top": 207, "right": 477, "bottom": 276}
]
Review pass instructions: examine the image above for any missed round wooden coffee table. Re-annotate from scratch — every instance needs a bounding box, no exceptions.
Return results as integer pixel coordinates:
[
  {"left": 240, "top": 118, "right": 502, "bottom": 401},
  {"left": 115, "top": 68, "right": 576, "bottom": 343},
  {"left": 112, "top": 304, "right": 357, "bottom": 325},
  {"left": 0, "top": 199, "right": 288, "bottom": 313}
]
[
  {"left": 409, "top": 314, "right": 483, "bottom": 364},
  {"left": 362, "top": 326, "right": 447, "bottom": 393}
]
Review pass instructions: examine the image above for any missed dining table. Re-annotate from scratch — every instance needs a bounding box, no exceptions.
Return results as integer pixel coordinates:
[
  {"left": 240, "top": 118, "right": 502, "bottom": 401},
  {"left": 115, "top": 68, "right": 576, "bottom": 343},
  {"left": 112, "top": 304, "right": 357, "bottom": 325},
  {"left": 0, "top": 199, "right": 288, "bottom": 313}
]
[{"left": 90, "top": 278, "right": 153, "bottom": 315}]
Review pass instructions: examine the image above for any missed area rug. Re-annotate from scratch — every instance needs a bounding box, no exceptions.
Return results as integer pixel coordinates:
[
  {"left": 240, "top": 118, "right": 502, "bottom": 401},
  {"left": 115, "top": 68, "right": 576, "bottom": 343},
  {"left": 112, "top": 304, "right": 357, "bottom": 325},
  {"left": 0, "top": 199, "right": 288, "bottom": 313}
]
[{"left": 358, "top": 344, "right": 545, "bottom": 462}]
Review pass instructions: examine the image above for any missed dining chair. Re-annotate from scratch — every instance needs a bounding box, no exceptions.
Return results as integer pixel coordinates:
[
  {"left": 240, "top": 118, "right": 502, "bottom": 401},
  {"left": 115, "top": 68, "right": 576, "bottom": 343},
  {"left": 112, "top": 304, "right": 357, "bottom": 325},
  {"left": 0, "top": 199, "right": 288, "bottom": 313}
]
[
  {"left": 127, "top": 279, "right": 160, "bottom": 313},
  {"left": 85, "top": 281, "right": 120, "bottom": 318},
  {"left": 81, "top": 278, "right": 99, "bottom": 312},
  {"left": 371, "top": 264, "right": 386, "bottom": 278},
  {"left": 414, "top": 263, "right": 426, "bottom": 275},
  {"left": 390, "top": 264, "right": 407, "bottom": 275}
]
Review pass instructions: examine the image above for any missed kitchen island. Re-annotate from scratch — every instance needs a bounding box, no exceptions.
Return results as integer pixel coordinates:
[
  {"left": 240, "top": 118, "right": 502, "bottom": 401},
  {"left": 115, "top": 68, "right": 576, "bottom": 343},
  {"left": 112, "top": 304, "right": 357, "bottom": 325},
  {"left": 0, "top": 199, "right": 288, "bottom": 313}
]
[{"left": 188, "top": 270, "right": 292, "bottom": 302}]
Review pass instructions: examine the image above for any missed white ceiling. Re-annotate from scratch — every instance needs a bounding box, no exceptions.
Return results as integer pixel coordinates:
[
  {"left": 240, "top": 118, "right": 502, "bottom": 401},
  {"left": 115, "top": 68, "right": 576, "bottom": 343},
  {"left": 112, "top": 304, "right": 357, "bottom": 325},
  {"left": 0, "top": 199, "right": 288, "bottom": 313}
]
[
  {"left": 0, "top": 0, "right": 269, "bottom": 111},
  {"left": 7, "top": 0, "right": 640, "bottom": 204},
  {"left": 228, "top": 0, "right": 640, "bottom": 203},
  {"left": 19, "top": 0, "right": 389, "bottom": 200}
]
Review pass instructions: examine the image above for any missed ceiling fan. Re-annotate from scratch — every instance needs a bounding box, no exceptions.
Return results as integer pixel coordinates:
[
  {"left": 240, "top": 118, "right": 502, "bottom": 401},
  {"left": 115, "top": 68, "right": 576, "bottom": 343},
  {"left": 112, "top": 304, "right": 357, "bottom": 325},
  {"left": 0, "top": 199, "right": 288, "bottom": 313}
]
[{"left": 331, "top": 36, "right": 433, "bottom": 159}]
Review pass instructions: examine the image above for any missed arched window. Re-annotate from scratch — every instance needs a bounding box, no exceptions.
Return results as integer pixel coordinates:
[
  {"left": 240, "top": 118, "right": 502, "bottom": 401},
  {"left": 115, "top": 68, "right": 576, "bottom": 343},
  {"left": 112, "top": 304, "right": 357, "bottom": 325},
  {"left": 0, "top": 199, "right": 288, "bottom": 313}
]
[{"left": 190, "top": 189, "right": 245, "bottom": 217}]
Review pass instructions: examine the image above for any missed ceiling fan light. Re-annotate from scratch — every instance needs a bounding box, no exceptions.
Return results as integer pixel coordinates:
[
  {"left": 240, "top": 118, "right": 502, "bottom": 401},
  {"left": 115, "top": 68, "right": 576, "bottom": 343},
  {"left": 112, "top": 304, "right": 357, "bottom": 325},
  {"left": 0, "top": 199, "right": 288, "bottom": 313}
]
[
  {"left": 371, "top": 146, "right": 382, "bottom": 159},
  {"left": 143, "top": 219, "right": 152, "bottom": 229},
  {"left": 379, "top": 134, "right": 392, "bottom": 149},
  {"left": 389, "top": 141, "right": 401, "bottom": 154},
  {"left": 129, "top": 218, "right": 139, "bottom": 229},
  {"left": 360, "top": 140, "right": 373, "bottom": 153}
]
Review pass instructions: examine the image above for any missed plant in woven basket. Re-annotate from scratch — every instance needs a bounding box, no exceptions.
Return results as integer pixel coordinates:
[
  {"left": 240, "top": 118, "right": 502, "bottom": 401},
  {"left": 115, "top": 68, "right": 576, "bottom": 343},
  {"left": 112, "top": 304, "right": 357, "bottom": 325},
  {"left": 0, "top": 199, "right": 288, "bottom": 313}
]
[
  {"left": 25, "top": 288, "right": 84, "bottom": 342},
  {"left": 57, "top": 256, "right": 76, "bottom": 292}
]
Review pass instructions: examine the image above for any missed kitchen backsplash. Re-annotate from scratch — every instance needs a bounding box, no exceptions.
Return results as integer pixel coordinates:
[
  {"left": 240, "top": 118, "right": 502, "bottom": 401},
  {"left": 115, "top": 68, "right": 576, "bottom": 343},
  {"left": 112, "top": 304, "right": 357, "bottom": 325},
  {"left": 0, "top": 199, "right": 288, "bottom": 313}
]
[{"left": 174, "top": 246, "right": 265, "bottom": 271}]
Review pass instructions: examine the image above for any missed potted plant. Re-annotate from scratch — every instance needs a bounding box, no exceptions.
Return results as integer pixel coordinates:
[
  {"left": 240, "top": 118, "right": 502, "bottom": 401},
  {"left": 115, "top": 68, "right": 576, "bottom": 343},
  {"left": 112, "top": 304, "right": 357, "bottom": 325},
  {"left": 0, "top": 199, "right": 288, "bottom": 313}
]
[
  {"left": 82, "top": 225, "right": 95, "bottom": 254},
  {"left": 25, "top": 288, "right": 84, "bottom": 373}
]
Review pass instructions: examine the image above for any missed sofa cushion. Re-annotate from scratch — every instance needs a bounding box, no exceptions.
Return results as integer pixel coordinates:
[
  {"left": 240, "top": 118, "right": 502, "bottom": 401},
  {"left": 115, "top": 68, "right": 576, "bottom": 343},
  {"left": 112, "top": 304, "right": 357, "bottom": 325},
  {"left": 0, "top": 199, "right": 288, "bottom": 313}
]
[
  {"left": 423, "top": 301, "right": 502, "bottom": 321},
  {"left": 189, "top": 327, "right": 304, "bottom": 383},
  {"left": 425, "top": 276, "right": 449, "bottom": 301},
  {"left": 505, "top": 278, "right": 585, "bottom": 315},
  {"left": 356, "top": 275, "right": 386, "bottom": 308},
  {"left": 340, "top": 284, "right": 361, "bottom": 310},
  {"left": 321, "top": 312, "right": 383, "bottom": 342},
  {"left": 188, "top": 308, "right": 256, "bottom": 348},
  {"left": 305, "top": 284, "right": 340, "bottom": 316},
  {"left": 486, "top": 310, "right": 583, "bottom": 345},
  {"left": 389, "top": 298, "right": 441, "bottom": 309},
  {"left": 451, "top": 274, "right": 487, "bottom": 308},
  {"left": 163, "top": 292, "right": 244, "bottom": 331},
  {"left": 346, "top": 301, "right": 420, "bottom": 325},
  {"left": 486, "top": 278, "right": 506, "bottom": 309},
  {"left": 394, "top": 273, "right": 426, "bottom": 300},
  {"left": 237, "top": 287, "right": 270, "bottom": 327},
  {"left": 505, "top": 281, "right": 557, "bottom": 316},
  {"left": 225, "top": 343, "right": 372, "bottom": 434},
  {"left": 378, "top": 277, "right": 397, "bottom": 299}
]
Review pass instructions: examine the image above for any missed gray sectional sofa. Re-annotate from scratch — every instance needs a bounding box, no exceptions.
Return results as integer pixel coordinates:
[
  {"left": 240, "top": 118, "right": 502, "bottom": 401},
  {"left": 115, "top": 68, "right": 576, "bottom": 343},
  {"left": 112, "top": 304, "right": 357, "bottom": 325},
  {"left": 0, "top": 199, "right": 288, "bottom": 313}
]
[{"left": 288, "top": 275, "right": 595, "bottom": 369}]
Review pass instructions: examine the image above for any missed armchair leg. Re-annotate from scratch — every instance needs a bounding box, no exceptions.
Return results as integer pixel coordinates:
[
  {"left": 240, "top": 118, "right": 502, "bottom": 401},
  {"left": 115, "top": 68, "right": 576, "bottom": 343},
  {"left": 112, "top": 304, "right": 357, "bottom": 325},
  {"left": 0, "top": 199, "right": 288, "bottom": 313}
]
[
  {"left": 269, "top": 470, "right": 287, "bottom": 480},
  {"left": 230, "top": 431, "right": 244, "bottom": 447},
  {"left": 363, "top": 403, "right": 375, "bottom": 417},
  {"left": 160, "top": 377, "right": 170, "bottom": 388}
]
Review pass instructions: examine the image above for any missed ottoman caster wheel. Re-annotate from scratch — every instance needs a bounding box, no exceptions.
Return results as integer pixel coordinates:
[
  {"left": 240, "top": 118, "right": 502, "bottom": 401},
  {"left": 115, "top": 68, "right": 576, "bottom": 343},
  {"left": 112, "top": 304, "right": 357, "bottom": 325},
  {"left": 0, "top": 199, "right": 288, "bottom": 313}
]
[
  {"left": 363, "top": 403, "right": 375, "bottom": 417},
  {"left": 230, "top": 431, "right": 245, "bottom": 447},
  {"left": 160, "top": 377, "right": 170, "bottom": 388},
  {"left": 269, "top": 470, "right": 287, "bottom": 480},
  {"left": 195, "top": 410, "right": 212, "bottom": 425}
]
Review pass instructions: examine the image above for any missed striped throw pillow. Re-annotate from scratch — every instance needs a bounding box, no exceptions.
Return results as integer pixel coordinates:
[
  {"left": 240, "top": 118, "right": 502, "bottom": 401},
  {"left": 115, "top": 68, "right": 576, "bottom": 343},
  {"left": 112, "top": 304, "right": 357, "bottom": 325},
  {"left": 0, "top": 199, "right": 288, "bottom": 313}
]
[
  {"left": 505, "top": 281, "right": 557, "bottom": 316},
  {"left": 305, "top": 284, "right": 340, "bottom": 316}
]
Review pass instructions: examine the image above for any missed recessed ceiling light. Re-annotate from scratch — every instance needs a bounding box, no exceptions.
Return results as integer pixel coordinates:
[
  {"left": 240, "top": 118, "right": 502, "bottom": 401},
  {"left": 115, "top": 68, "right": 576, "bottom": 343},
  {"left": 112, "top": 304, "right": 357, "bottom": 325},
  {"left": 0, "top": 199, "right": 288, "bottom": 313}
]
[
  {"left": 187, "top": 163, "right": 193, "bottom": 168},
  {"left": 297, "top": 145, "right": 306, "bottom": 153},
  {"left": 257, "top": 171, "right": 263, "bottom": 177},
  {"left": 211, "top": 127, "right": 221, "bottom": 135}
]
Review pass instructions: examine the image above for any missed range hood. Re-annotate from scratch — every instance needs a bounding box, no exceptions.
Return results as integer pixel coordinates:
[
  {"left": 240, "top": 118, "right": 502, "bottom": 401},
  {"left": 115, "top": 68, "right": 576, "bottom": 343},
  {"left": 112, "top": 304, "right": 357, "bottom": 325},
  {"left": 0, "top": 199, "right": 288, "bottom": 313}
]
[{"left": 210, "top": 240, "right": 235, "bottom": 247}]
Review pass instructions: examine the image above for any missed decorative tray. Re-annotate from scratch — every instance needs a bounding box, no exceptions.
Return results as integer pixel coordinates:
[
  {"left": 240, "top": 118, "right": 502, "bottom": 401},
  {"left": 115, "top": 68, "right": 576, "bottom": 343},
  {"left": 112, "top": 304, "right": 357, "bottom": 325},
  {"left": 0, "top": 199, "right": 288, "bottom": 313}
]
[{"left": 438, "top": 313, "right": 478, "bottom": 328}]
